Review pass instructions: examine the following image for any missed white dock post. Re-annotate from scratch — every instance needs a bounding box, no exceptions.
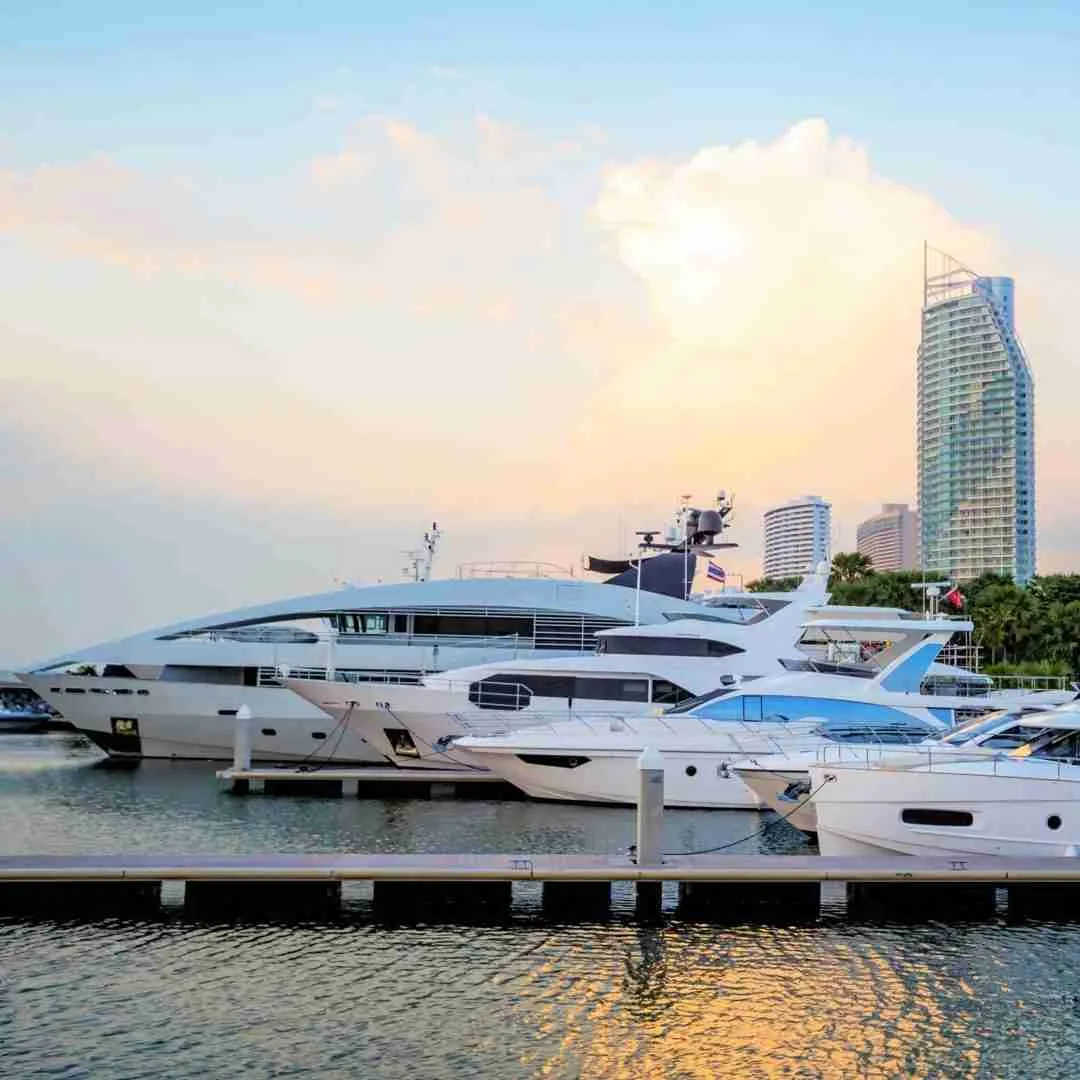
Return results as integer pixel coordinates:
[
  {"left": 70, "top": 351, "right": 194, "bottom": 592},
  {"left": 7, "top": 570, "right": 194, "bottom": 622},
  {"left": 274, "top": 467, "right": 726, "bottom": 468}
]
[
  {"left": 233, "top": 705, "right": 252, "bottom": 773},
  {"left": 636, "top": 746, "right": 665, "bottom": 866},
  {"left": 635, "top": 746, "right": 664, "bottom": 919}
]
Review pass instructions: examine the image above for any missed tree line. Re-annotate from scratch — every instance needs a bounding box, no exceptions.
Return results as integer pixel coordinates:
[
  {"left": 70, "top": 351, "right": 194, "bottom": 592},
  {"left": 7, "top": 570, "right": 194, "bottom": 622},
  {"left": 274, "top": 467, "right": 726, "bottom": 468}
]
[{"left": 746, "top": 552, "right": 1080, "bottom": 676}]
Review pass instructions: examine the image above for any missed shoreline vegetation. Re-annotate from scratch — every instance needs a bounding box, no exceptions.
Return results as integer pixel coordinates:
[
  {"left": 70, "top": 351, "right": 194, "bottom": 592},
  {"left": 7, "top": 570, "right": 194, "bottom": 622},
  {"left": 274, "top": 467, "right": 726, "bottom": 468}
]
[{"left": 747, "top": 554, "right": 1080, "bottom": 675}]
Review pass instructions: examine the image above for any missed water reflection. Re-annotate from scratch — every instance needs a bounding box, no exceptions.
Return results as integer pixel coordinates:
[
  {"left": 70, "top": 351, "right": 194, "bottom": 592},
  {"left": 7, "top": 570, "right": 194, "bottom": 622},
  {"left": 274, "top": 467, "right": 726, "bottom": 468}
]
[{"left": 2, "top": 735, "right": 1080, "bottom": 1077}]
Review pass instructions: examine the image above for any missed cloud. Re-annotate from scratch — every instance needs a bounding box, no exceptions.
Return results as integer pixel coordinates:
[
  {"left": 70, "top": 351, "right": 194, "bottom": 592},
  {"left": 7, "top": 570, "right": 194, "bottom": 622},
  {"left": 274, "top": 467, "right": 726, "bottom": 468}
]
[
  {"left": 2, "top": 112, "right": 1076, "bottom": 660},
  {"left": 552, "top": 118, "right": 1006, "bottom": 534}
]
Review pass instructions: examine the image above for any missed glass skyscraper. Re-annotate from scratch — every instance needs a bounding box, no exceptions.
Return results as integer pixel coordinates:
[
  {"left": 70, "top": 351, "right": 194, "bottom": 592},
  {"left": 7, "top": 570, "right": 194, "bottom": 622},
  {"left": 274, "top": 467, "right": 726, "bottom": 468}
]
[{"left": 917, "top": 247, "right": 1035, "bottom": 583}]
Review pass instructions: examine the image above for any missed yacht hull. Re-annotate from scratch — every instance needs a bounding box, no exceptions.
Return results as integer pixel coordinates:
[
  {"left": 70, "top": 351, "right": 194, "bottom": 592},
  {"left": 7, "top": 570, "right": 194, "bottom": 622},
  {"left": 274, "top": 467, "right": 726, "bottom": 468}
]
[
  {"left": 461, "top": 747, "right": 764, "bottom": 808},
  {"left": 735, "top": 767, "right": 817, "bottom": 832},
  {"left": 813, "top": 763, "right": 1080, "bottom": 858},
  {"left": 284, "top": 678, "right": 635, "bottom": 771},
  {"left": 20, "top": 675, "right": 387, "bottom": 764}
]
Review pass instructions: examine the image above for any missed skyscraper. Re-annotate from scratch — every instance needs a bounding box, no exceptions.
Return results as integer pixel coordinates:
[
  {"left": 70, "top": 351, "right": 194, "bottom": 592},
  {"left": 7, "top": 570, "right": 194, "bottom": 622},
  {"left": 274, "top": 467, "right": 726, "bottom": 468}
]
[
  {"left": 857, "top": 503, "right": 919, "bottom": 571},
  {"left": 917, "top": 248, "right": 1035, "bottom": 583},
  {"left": 762, "top": 495, "right": 831, "bottom": 578}
]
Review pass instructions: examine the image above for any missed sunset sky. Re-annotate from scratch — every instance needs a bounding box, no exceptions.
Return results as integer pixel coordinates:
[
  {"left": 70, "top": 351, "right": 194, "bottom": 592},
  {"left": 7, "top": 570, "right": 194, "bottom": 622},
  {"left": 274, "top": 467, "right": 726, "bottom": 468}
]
[{"left": 2, "top": 1, "right": 1079, "bottom": 663}]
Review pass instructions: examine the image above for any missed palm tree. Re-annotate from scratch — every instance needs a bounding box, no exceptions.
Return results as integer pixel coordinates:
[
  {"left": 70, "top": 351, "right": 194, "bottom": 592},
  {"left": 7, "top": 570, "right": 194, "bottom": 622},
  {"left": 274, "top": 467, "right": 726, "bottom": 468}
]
[{"left": 830, "top": 552, "right": 874, "bottom": 585}]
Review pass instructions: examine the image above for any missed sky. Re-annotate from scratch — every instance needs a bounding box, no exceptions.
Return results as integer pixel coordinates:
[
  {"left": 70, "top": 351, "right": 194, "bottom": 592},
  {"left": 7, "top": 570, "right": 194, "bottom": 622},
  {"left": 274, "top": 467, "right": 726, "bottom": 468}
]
[{"left": 2, "top": 1, "right": 1079, "bottom": 664}]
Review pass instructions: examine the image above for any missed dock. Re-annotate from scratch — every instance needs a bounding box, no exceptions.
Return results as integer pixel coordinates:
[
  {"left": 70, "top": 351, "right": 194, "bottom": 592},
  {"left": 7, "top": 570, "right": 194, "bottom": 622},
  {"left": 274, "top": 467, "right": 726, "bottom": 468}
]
[
  {"left": 216, "top": 766, "right": 521, "bottom": 800},
  {"left": 2, "top": 853, "right": 1080, "bottom": 922}
]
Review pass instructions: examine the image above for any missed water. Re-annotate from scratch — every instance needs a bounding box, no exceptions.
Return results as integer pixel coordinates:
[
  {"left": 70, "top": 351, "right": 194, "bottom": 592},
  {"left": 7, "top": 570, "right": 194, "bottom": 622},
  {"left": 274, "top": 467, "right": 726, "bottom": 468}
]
[{"left": 3, "top": 734, "right": 1080, "bottom": 1077}]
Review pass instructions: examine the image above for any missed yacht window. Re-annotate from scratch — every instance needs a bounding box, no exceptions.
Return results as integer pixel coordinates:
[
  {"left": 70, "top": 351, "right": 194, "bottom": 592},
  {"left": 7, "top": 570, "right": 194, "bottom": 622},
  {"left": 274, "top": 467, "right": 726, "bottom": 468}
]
[
  {"left": 651, "top": 680, "right": 694, "bottom": 706},
  {"left": 665, "top": 687, "right": 737, "bottom": 715},
  {"left": 901, "top": 808, "right": 974, "bottom": 827},
  {"left": 413, "top": 614, "right": 534, "bottom": 640},
  {"left": 469, "top": 678, "right": 535, "bottom": 710},
  {"left": 516, "top": 754, "right": 590, "bottom": 769},
  {"left": 692, "top": 694, "right": 940, "bottom": 740},
  {"left": 597, "top": 636, "right": 745, "bottom": 658},
  {"left": 338, "top": 613, "right": 388, "bottom": 635},
  {"left": 1030, "top": 732, "right": 1080, "bottom": 762},
  {"left": 575, "top": 678, "right": 649, "bottom": 703},
  {"left": 690, "top": 695, "right": 746, "bottom": 721},
  {"left": 942, "top": 712, "right": 1046, "bottom": 749},
  {"left": 393, "top": 614, "right": 409, "bottom": 634}
]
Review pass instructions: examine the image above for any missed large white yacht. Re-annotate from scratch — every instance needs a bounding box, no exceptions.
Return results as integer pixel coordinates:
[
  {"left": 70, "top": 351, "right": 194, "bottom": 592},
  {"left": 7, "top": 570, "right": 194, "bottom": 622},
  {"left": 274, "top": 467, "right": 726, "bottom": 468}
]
[
  {"left": 811, "top": 702, "right": 1080, "bottom": 857},
  {"left": 284, "top": 570, "right": 831, "bottom": 769},
  {"left": 18, "top": 505, "right": 745, "bottom": 762},
  {"left": 444, "top": 616, "right": 1008, "bottom": 808}
]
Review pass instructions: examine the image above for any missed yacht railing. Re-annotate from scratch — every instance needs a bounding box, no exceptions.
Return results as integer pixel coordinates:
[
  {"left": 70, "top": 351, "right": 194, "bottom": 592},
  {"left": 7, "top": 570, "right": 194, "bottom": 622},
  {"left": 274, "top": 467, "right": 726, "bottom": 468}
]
[
  {"left": 988, "top": 674, "right": 1073, "bottom": 692},
  {"left": 456, "top": 561, "right": 576, "bottom": 580}
]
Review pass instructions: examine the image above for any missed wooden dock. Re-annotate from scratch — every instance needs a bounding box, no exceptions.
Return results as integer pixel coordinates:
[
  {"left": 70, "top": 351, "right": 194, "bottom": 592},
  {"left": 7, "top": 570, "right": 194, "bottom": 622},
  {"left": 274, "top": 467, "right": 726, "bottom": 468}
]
[
  {"left": 216, "top": 766, "right": 521, "bottom": 800},
  {"left": 2, "top": 854, "right": 1080, "bottom": 922}
]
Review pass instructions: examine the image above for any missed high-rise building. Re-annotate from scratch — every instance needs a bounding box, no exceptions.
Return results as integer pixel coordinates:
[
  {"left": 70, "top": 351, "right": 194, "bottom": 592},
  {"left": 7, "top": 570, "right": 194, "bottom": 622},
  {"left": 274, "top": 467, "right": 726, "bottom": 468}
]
[
  {"left": 917, "top": 248, "right": 1035, "bottom": 582},
  {"left": 857, "top": 503, "right": 919, "bottom": 571},
  {"left": 763, "top": 495, "right": 831, "bottom": 579}
]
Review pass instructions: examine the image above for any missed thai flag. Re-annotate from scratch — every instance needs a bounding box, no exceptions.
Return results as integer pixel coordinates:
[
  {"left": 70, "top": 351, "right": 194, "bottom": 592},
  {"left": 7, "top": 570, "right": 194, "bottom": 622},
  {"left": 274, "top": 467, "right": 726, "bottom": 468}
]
[{"left": 706, "top": 561, "right": 726, "bottom": 583}]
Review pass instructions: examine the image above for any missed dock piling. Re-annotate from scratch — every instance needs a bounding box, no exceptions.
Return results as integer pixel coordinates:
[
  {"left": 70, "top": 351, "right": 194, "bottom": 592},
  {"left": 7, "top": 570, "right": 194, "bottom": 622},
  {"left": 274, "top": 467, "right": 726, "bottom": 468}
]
[
  {"left": 634, "top": 746, "right": 665, "bottom": 920},
  {"left": 232, "top": 705, "right": 252, "bottom": 772}
]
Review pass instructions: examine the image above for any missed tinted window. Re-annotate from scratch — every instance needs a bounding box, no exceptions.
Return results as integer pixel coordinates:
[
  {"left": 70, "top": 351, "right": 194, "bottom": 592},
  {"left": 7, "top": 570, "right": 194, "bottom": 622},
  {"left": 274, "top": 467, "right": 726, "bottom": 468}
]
[
  {"left": 901, "top": 808, "right": 973, "bottom": 827},
  {"left": 652, "top": 680, "right": 694, "bottom": 705},
  {"left": 413, "top": 614, "right": 534, "bottom": 639},
  {"left": 469, "top": 678, "right": 535, "bottom": 710},
  {"left": 575, "top": 678, "right": 649, "bottom": 702},
  {"left": 599, "top": 636, "right": 744, "bottom": 658},
  {"left": 692, "top": 693, "right": 938, "bottom": 739}
]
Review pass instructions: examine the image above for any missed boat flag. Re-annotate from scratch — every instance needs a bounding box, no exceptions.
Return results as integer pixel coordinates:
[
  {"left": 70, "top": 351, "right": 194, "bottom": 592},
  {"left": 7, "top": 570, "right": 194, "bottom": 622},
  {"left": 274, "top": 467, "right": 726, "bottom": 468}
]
[
  {"left": 943, "top": 584, "right": 965, "bottom": 610},
  {"left": 706, "top": 561, "right": 726, "bottom": 583}
]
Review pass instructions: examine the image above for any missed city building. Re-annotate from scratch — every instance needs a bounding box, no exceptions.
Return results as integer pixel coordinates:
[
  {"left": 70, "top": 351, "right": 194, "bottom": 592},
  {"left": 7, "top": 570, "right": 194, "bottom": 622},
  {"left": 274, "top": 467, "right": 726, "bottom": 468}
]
[
  {"left": 856, "top": 503, "right": 919, "bottom": 571},
  {"left": 917, "top": 247, "right": 1035, "bottom": 582},
  {"left": 763, "top": 495, "right": 831, "bottom": 579}
]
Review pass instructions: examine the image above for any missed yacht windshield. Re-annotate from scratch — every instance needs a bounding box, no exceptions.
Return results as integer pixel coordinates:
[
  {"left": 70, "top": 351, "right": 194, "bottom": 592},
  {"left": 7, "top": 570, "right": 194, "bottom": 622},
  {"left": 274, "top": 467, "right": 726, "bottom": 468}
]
[
  {"left": 664, "top": 686, "right": 737, "bottom": 715},
  {"left": 942, "top": 708, "right": 1054, "bottom": 747},
  {"left": 1011, "top": 729, "right": 1080, "bottom": 763},
  {"left": 941, "top": 710, "right": 1014, "bottom": 745}
]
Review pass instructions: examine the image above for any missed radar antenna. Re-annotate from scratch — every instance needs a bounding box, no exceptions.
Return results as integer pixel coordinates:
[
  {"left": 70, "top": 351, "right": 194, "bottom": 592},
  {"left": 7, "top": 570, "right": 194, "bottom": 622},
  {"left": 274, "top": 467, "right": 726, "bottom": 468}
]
[{"left": 403, "top": 522, "right": 442, "bottom": 583}]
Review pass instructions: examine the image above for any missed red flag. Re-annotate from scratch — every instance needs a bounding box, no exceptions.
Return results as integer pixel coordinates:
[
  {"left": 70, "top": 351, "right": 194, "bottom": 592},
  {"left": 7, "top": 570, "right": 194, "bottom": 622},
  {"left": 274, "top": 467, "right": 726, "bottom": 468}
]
[{"left": 943, "top": 585, "right": 964, "bottom": 610}]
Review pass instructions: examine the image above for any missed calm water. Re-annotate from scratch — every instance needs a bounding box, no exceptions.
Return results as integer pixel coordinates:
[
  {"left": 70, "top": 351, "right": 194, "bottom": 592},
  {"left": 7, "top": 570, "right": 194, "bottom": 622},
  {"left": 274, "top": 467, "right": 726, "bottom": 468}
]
[{"left": 2, "top": 733, "right": 1080, "bottom": 1078}]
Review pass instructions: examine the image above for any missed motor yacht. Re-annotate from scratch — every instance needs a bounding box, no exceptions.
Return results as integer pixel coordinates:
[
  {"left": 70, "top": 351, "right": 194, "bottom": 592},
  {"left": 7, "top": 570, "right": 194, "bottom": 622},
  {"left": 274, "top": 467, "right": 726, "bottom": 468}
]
[
  {"left": 734, "top": 696, "right": 1076, "bottom": 834},
  {"left": 0, "top": 674, "right": 54, "bottom": 733},
  {"left": 811, "top": 701, "right": 1080, "bottom": 857},
  {"left": 284, "top": 570, "right": 831, "bottom": 769},
  {"left": 17, "top": 504, "right": 743, "bottom": 763},
  {"left": 442, "top": 615, "right": 1004, "bottom": 808}
]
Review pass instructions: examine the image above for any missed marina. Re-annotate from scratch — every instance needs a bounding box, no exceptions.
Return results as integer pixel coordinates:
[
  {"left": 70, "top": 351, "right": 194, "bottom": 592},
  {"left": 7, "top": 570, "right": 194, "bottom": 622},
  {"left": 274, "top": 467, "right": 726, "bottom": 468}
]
[{"left": 3, "top": 850, "right": 1080, "bottom": 923}]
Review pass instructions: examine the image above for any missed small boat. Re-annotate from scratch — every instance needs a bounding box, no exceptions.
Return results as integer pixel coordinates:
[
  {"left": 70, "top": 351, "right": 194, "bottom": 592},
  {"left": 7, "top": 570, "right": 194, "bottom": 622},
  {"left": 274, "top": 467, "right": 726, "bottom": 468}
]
[
  {"left": 734, "top": 695, "right": 1075, "bottom": 835},
  {"left": 811, "top": 700, "right": 1080, "bottom": 857}
]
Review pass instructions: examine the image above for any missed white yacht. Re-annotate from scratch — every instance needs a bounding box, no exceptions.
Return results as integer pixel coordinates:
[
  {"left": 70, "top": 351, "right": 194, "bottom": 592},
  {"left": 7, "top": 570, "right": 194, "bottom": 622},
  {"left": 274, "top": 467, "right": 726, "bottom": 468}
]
[
  {"left": 17, "top": 506, "right": 743, "bottom": 763},
  {"left": 441, "top": 616, "right": 1002, "bottom": 807},
  {"left": 734, "top": 696, "right": 1076, "bottom": 834},
  {"left": 811, "top": 702, "right": 1080, "bottom": 857},
  {"left": 284, "top": 571, "right": 831, "bottom": 769}
]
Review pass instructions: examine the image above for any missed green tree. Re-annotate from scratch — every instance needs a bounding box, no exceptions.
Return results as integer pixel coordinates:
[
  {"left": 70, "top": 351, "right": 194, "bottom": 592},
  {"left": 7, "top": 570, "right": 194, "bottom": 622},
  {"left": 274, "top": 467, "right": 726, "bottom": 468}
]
[
  {"left": 970, "top": 582, "right": 1040, "bottom": 665},
  {"left": 745, "top": 576, "right": 801, "bottom": 593},
  {"left": 830, "top": 552, "right": 875, "bottom": 586}
]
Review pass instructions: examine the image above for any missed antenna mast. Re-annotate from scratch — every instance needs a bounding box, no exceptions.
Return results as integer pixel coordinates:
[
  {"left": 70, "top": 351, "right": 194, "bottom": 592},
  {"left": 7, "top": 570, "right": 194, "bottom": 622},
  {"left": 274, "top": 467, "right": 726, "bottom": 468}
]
[{"left": 402, "top": 522, "right": 442, "bottom": 583}]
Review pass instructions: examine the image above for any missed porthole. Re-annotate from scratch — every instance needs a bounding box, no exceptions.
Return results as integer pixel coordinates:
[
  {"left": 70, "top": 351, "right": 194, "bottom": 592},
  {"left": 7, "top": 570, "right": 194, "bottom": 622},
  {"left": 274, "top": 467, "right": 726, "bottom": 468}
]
[
  {"left": 1048, "top": 815, "right": 1063, "bottom": 831},
  {"left": 261, "top": 728, "right": 277, "bottom": 737},
  {"left": 136, "top": 689, "right": 149, "bottom": 696},
  {"left": 685, "top": 765, "right": 698, "bottom": 777},
  {"left": 312, "top": 731, "right": 327, "bottom": 740}
]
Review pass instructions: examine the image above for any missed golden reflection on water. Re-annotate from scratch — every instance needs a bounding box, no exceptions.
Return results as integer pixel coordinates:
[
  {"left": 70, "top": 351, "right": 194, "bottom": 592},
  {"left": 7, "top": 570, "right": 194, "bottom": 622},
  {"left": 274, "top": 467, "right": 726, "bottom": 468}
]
[{"left": 517, "top": 925, "right": 989, "bottom": 1078}]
